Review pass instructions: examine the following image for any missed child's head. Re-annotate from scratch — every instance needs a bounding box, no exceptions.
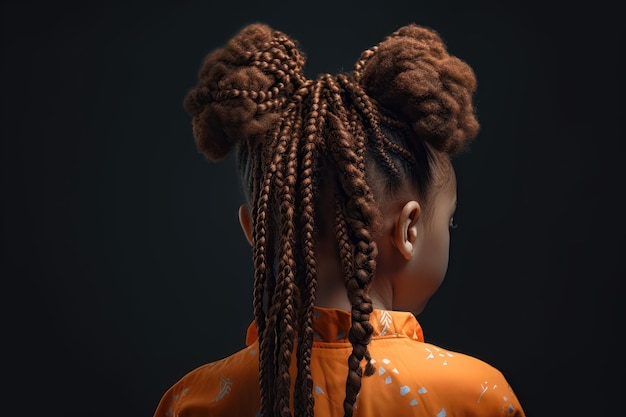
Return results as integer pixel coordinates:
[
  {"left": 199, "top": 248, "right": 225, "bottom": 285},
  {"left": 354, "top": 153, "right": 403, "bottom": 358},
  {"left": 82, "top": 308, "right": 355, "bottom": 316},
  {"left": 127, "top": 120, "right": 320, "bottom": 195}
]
[{"left": 183, "top": 22, "right": 478, "bottom": 417}]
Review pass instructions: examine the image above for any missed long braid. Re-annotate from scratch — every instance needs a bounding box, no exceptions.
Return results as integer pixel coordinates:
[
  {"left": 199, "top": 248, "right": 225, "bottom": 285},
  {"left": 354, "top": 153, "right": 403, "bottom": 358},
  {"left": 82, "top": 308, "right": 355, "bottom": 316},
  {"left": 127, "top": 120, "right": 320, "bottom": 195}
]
[
  {"left": 294, "top": 79, "right": 326, "bottom": 417},
  {"left": 270, "top": 108, "right": 300, "bottom": 417},
  {"left": 341, "top": 94, "right": 378, "bottom": 376},
  {"left": 255, "top": 122, "right": 282, "bottom": 417},
  {"left": 321, "top": 74, "right": 378, "bottom": 417}
]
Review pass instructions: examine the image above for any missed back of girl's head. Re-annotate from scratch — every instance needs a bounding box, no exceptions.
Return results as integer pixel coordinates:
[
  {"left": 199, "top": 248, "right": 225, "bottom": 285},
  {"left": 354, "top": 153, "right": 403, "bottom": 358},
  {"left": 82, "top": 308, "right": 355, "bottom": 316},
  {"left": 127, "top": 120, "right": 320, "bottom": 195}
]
[{"left": 183, "top": 22, "right": 479, "bottom": 417}]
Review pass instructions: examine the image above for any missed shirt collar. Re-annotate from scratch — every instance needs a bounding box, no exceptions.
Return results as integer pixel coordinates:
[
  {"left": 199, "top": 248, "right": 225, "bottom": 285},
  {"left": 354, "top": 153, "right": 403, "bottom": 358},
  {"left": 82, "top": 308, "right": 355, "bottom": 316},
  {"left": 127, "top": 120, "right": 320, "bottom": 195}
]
[{"left": 246, "top": 306, "right": 424, "bottom": 346}]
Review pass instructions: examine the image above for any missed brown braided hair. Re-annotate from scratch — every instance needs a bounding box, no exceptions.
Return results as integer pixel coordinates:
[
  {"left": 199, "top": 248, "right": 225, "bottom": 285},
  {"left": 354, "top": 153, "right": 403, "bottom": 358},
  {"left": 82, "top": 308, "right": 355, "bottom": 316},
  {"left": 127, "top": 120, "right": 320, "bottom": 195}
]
[{"left": 183, "top": 22, "right": 479, "bottom": 417}]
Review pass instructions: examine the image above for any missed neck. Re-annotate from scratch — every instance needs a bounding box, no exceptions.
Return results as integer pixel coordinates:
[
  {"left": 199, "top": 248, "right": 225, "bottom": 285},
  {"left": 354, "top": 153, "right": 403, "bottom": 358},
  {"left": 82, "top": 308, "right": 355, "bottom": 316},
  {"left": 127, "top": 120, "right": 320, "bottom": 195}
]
[{"left": 313, "top": 236, "right": 391, "bottom": 311}]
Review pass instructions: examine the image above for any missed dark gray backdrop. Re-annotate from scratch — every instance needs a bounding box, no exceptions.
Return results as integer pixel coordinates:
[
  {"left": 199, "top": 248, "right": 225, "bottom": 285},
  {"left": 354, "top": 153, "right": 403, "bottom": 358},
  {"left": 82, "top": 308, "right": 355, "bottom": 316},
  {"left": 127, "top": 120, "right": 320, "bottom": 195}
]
[{"left": 2, "top": 0, "right": 624, "bottom": 416}]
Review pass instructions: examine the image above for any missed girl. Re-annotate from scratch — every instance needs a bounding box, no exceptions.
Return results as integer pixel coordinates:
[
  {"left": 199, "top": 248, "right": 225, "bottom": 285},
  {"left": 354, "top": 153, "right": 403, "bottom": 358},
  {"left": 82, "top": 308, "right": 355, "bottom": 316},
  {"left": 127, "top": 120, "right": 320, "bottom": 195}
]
[{"left": 153, "top": 22, "right": 526, "bottom": 417}]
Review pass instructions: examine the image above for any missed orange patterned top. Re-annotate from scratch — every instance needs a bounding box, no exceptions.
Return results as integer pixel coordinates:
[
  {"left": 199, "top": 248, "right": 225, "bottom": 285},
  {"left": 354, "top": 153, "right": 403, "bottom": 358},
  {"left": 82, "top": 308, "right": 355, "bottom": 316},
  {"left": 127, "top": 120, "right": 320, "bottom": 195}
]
[{"left": 153, "top": 307, "right": 526, "bottom": 417}]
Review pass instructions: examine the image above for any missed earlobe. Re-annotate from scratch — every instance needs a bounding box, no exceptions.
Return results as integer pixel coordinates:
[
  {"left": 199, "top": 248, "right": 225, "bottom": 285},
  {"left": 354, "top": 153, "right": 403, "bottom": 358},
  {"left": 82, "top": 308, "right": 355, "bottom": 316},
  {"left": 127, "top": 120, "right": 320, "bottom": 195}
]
[
  {"left": 393, "top": 201, "right": 421, "bottom": 261},
  {"left": 238, "top": 204, "right": 254, "bottom": 246}
]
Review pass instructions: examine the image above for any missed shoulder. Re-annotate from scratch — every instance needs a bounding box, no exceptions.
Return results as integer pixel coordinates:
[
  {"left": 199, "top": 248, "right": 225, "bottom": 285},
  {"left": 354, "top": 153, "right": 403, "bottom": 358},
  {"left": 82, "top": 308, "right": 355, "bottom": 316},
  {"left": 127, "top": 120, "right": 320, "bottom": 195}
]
[
  {"left": 152, "top": 343, "right": 261, "bottom": 417},
  {"left": 364, "top": 339, "right": 526, "bottom": 416},
  {"left": 416, "top": 342, "right": 525, "bottom": 416}
]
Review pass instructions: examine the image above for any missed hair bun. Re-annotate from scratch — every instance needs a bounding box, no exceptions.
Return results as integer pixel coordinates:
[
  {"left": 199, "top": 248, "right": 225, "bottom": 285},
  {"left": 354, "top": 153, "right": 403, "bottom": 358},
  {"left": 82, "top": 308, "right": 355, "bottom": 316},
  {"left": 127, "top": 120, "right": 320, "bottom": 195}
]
[
  {"left": 183, "top": 23, "right": 307, "bottom": 161},
  {"left": 358, "top": 24, "right": 479, "bottom": 154}
]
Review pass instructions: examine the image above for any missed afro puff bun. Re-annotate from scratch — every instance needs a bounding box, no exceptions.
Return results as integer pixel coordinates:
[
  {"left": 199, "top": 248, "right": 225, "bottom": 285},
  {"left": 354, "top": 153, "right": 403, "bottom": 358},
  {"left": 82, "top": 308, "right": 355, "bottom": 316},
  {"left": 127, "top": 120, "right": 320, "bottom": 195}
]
[
  {"left": 183, "top": 23, "right": 306, "bottom": 161},
  {"left": 357, "top": 24, "right": 479, "bottom": 154}
]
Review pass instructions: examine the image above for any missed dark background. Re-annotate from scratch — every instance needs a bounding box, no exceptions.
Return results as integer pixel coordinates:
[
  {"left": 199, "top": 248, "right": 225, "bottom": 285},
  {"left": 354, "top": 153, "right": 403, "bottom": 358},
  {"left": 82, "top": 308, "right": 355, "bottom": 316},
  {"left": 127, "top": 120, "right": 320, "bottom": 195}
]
[{"left": 2, "top": 0, "right": 624, "bottom": 416}]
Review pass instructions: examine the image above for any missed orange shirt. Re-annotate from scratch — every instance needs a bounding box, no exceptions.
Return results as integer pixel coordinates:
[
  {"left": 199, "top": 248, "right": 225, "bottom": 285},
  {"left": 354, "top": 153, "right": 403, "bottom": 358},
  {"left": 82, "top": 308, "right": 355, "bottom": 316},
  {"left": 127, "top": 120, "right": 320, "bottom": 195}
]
[{"left": 153, "top": 307, "right": 526, "bottom": 417}]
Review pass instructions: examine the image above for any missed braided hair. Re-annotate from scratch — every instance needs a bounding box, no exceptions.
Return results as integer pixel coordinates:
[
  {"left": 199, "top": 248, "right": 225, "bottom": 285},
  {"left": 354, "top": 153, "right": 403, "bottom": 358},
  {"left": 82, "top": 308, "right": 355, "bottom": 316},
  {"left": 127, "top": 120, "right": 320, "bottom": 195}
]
[{"left": 183, "top": 22, "right": 479, "bottom": 417}]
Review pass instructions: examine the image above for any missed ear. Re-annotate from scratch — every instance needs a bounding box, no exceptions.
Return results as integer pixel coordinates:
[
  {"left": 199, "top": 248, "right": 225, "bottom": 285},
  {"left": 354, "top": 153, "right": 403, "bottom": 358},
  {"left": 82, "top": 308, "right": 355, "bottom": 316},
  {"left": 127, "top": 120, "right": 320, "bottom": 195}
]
[
  {"left": 392, "top": 200, "right": 421, "bottom": 261},
  {"left": 238, "top": 203, "right": 254, "bottom": 246}
]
